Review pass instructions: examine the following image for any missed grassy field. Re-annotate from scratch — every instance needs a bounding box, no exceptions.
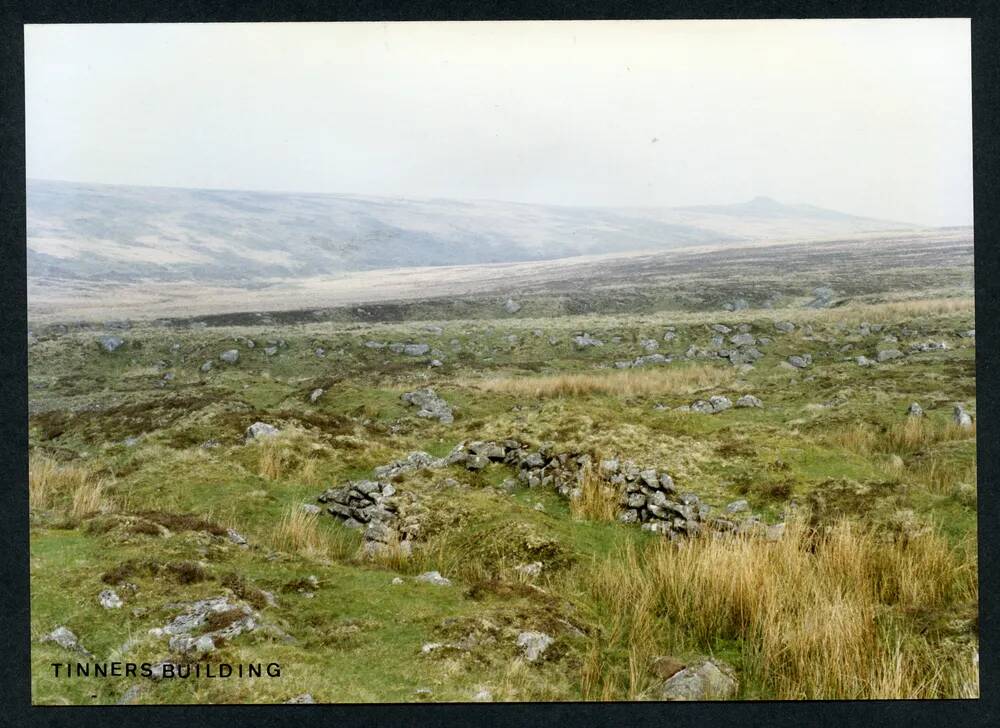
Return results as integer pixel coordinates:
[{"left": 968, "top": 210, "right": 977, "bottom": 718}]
[{"left": 27, "top": 269, "right": 978, "bottom": 703}]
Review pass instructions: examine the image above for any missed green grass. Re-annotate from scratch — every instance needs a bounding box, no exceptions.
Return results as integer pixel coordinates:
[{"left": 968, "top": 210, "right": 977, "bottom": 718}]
[{"left": 27, "top": 297, "right": 977, "bottom": 703}]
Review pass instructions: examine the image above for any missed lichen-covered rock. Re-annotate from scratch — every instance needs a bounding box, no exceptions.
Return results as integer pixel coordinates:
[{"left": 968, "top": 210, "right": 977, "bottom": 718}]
[
  {"left": 735, "top": 395, "right": 763, "bottom": 408},
  {"left": 401, "top": 388, "right": 454, "bottom": 424},
  {"left": 954, "top": 405, "right": 974, "bottom": 428},
  {"left": 516, "top": 630, "right": 553, "bottom": 662},
  {"left": 99, "top": 335, "right": 124, "bottom": 353},
  {"left": 245, "top": 422, "right": 279, "bottom": 440},
  {"left": 658, "top": 659, "right": 738, "bottom": 700}
]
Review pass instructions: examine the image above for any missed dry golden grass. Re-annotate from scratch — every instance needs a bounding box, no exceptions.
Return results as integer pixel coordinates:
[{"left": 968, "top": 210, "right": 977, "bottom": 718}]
[
  {"left": 812, "top": 296, "right": 974, "bottom": 325},
  {"left": 584, "top": 517, "right": 977, "bottom": 699},
  {"left": 472, "top": 363, "right": 735, "bottom": 399},
  {"left": 271, "top": 505, "right": 328, "bottom": 559},
  {"left": 832, "top": 417, "right": 974, "bottom": 458},
  {"left": 29, "top": 453, "right": 110, "bottom": 517},
  {"left": 570, "top": 465, "right": 619, "bottom": 522},
  {"left": 257, "top": 437, "right": 288, "bottom": 480}
]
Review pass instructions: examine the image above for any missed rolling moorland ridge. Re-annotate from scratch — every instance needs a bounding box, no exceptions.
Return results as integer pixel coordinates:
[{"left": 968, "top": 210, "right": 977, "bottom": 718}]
[{"left": 27, "top": 180, "right": 977, "bottom": 703}]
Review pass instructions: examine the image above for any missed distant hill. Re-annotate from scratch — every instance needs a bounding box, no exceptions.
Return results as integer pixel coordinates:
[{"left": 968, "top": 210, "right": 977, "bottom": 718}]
[{"left": 26, "top": 179, "right": 920, "bottom": 283}]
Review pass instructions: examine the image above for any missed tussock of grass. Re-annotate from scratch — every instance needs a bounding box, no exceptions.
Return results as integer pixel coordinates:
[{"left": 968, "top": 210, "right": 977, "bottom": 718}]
[
  {"left": 30, "top": 453, "right": 111, "bottom": 517},
  {"left": 833, "top": 417, "right": 974, "bottom": 458},
  {"left": 570, "top": 465, "right": 618, "bottom": 522},
  {"left": 472, "top": 364, "right": 735, "bottom": 399},
  {"left": 257, "top": 437, "right": 288, "bottom": 480},
  {"left": 271, "top": 505, "right": 328, "bottom": 559},
  {"left": 584, "top": 517, "right": 977, "bottom": 699}
]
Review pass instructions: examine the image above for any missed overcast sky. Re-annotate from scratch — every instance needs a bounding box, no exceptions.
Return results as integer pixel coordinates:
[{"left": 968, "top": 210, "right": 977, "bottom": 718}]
[{"left": 25, "top": 19, "right": 972, "bottom": 226}]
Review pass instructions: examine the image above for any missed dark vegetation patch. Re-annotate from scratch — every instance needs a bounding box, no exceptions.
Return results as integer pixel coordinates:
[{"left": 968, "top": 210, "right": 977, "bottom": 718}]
[
  {"left": 220, "top": 573, "right": 273, "bottom": 610},
  {"left": 100, "top": 558, "right": 208, "bottom": 585},
  {"left": 135, "top": 510, "right": 229, "bottom": 536}
]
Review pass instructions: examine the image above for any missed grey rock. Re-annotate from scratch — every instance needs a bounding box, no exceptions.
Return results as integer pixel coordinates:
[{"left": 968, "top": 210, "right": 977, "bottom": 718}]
[
  {"left": 659, "top": 659, "right": 738, "bottom": 700},
  {"left": 725, "top": 499, "right": 750, "bottom": 514},
  {"left": 116, "top": 685, "right": 143, "bottom": 705},
  {"left": 285, "top": 693, "right": 316, "bottom": 704},
  {"left": 309, "top": 388, "right": 324, "bottom": 403},
  {"left": 41, "top": 626, "right": 94, "bottom": 658},
  {"left": 245, "top": 422, "right": 279, "bottom": 440},
  {"left": 301, "top": 503, "right": 321, "bottom": 515},
  {"left": 403, "top": 343, "right": 431, "bottom": 356},
  {"left": 787, "top": 354, "right": 811, "bottom": 369},
  {"left": 504, "top": 298, "right": 522, "bottom": 314},
  {"left": 401, "top": 388, "right": 454, "bottom": 424},
  {"left": 855, "top": 355, "right": 874, "bottom": 367},
  {"left": 735, "top": 394, "right": 763, "bottom": 408},
  {"left": 954, "top": 405, "right": 974, "bottom": 428},
  {"left": 907, "top": 402, "right": 924, "bottom": 417},
  {"left": 99, "top": 589, "right": 123, "bottom": 609},
  {"left": 730, "top": 333, "right": 755, "bottom": 347},
  {"left": 415, "top": 571, "right": 452, "bottom": 586},
  {"left": 516, "top": 630, "right": 554, "bottom": 662},
  {"left": 877, "top": 348, "right": 904, "bottom": 363},
  {"left": 573, "top": 334, "right": 603, "bottom": 348},
  {"left": 219, "top": 349, "right": 240, "bottom": 363},
  {"left": 263, "top": 346, "right": 278, "bottom": 356},
  {"left": 99, "top": 335, "right": 124, "bottom": 353},
  {"left": 200, "top": 360, "right": 214, "bottom": 372}
]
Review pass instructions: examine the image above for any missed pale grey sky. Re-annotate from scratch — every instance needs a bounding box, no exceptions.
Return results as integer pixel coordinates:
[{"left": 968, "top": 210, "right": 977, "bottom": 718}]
[{"left": 25, "top": 19, "right": 972, "bottom": 227}]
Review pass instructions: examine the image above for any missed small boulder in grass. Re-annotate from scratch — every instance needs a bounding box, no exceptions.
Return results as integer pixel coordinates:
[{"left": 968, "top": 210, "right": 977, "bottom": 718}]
[
  {"left": 415, "top": 571, "right": 452, "bottom": 586},
  {"left": 245, "top": 422, "right": 279, "bottom": 440},
  {"left": 516, "top": 630, "right": 553, "bottom": 662}
]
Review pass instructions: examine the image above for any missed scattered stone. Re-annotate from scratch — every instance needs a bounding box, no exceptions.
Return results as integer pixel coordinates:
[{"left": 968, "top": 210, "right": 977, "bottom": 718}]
[
  {"left": 285, "top": 693, "right": 315, "bottom": 704},
  {"left": 787, "top": 354, "right": 812, "bottom": 368},
  {"left": 516, "top": 630, "right": 553, "bottom": 662},
  {"left": 954, "top": 405, "right": 974, "bottom": 429},
  {"left": 640, "top": 338, "right": 659, "bottom": 352},
  {"left": 855, "top": 355, "right": 874, "bottom": 367},
  {"left": 40, "top": 626, "right": 94, "bottom": 658},
  {"left": 391, "top": 577, "right": 405, "bottom": 585},
  {"left": 471, "top": 688, "right": 493, "bottom": 702},
  {"left": 514, "top": 561, "right": 543, "bottom": 578},
  {"left": 314, "top": 347, "right": 326, "bottom": 357},
  {"left": 735, "top": 395, "right": 763, "bottom": 408},
  {"left": 725, "top": 500, "right": 750, "bottom": 514},
  {"left": 227, "top": 528, "right": 248, "bottom": 546},
  {"left": 309, "top": 388, "right": 324, "bottom": 403},
  {"left": 690, "top": 395, "right": 732, "bottom": 414},
  {"left": 415, "top": 571, "right": 452, "bottom": 587},
  {"left": 401, "top": 388, "right": 454, "bottom": 424},
  {"left": 805, "top": 286, "right": 835, "bottom": 309},
  {"left": 200, "top": 360, "right": 214, "bottom": 373},
  {"left": 659, "top": 659, "right": 738, "bottom": 700},
  {"left": 430, "top": 359, "right": 443, "bottom": 367},
  {"left": 572, "top": 334, "right": 603, "bottom": 348},
  {"left": 99, "top": 589, "right": 123, "bottom": 609},
  {"left": 245, "top": 422, "right": 280, "bottom": 440},
  {"left": 402, "top": 343, "right": 431, "bottom": 356},
  {"left": 907, "top": 402, "right": 924, "bottom": 418},
  {"left": 301, "top": 503, "right": 321, "bottom": 515},
  {"left": 503, "top": 298, "right": 522, "bottom": 314},
  {"left": 876, "top": 348, "right": 904, "bottom": 363},
  {"left": 730, "top": 332, "right": 755, "bottom": 347},
  {"left": 116, "top": 685, "right": 143, "bottom": 705},
  {"left": 219, "top": 349, "right": 240, "bottom": 364},
  {"left": 99, "top": 335, "right": 124, "bottom": 353}
]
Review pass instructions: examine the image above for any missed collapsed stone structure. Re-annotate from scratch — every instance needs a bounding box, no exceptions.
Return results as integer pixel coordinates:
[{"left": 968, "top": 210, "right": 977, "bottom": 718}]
[{"left": 316, "top": 438, "right": 783, "bottom": 554}]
